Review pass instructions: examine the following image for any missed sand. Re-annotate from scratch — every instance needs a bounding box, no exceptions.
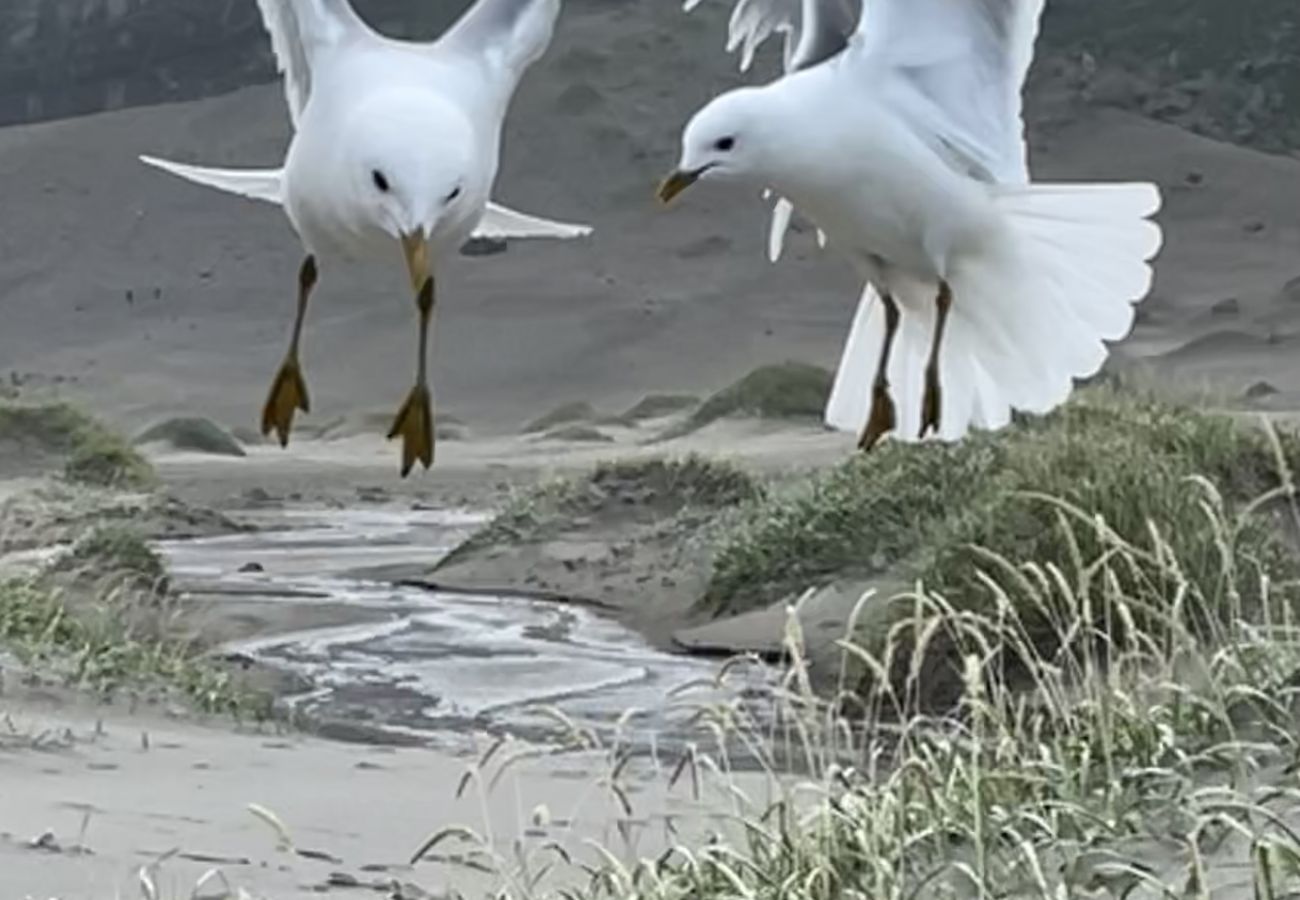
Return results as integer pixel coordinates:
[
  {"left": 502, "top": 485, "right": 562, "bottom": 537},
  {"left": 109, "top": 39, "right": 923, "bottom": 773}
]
[{"left": 0, "top": 684, "right": 769, "bottom": 900}]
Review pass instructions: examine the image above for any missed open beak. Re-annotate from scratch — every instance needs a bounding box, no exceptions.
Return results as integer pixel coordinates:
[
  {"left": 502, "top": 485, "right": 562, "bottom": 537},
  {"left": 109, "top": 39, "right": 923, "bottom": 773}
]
[
  {"left": 657, "top": 168, "right": 706, "bottom": 205},
  {"left": 401, "top": 230, "right": 431, "bottom": 293}
]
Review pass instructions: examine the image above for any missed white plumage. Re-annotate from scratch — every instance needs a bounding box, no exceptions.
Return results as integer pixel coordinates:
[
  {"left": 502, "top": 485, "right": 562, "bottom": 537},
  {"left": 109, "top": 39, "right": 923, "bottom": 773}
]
[
  {"left": 143, "top": 0, "right": 590, "bottom": 248},
  {"left": 675, "top": 0, "right": 1163, "bottom": 446},
  {"left": 139, "top": 0, "right": 592, "bottom": 475}
]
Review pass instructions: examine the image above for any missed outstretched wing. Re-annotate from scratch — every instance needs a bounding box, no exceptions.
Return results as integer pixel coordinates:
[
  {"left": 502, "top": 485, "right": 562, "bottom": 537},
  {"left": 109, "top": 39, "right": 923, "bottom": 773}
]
[
  {"left": 437, "top": 0, "right": 561, "bottom": 78},
  {"left": 683, "top": 0, "right": 858, "bottom": 73},
  {"left": 256, "top": 0, "right": 373, "bottom": 126},
  {"left": 852, "top": 0, "right": 1044, "bottom": 184}
]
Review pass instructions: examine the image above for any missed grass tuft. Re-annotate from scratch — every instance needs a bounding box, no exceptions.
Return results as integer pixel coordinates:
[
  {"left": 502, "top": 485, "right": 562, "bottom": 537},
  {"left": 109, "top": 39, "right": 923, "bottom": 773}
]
[
  {"left": 665, "top": 362, "right": 833, "bottom": 439},
  {"left": 0, "top": 402, "right": 157, "bottom": 489},
  {"left": 439, "top": 454, "right": 762, "bottom": 568},
  {"left": 619, "top": 394, "right": 700, "bottom": 422}
]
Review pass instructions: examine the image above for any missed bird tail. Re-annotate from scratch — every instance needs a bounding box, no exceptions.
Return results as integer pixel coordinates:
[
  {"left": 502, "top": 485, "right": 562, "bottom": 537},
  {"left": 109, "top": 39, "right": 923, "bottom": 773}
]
[
  {"left": 825, "top": 182, "right": 1162, "bottom": 442},
  {"left": 140, "top": 156, "right": 285, "bottom": 205}
]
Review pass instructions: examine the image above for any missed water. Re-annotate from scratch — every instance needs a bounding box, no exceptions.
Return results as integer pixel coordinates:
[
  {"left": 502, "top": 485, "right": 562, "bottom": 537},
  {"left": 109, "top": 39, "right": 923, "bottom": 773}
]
[{"left": 159, "top": 507, "right": 758, "bottom": 752}]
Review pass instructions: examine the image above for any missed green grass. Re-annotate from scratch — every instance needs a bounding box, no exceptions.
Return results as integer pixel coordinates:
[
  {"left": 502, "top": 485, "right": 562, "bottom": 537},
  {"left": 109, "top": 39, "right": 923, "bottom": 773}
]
[
  {"left": 134, "top": 416, "right": 247, "bottom": 458},
  {"left": 0, "top": 402, "right": 157, "bottom": 490},
  {"left": 705, "top": 387, "right": 1300, "bottom": 621},
  {"left": 55, "top": 524, "right": 170, "bottom": 593},
  {"left": 666, "top": 363, "right": 833, "bottom": 438}
]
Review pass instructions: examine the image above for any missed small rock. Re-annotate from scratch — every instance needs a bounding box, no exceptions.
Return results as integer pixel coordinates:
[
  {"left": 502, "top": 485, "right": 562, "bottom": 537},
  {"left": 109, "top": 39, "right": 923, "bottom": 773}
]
[
  {"left": 238, "top": 562, "right": 265, "bottom": 574},
  {"left": 1185, "top": 171, "right": 1204, "bottom": 186},
  {"left": 1210, "top": 297, "right": 1240, "bottom": 316},
  {"left": 1244, "top": 221, "right": 1267, "bottom": 234}
]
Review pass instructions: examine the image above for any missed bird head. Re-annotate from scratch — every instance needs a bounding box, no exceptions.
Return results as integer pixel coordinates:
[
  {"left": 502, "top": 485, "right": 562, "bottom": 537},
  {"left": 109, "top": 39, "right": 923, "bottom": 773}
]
[
  {"left": 659, "top": 87, "right": 771, "bottom": 204},
  {"left": 345, "top": 91, "right": 478, "bottom": 291}
]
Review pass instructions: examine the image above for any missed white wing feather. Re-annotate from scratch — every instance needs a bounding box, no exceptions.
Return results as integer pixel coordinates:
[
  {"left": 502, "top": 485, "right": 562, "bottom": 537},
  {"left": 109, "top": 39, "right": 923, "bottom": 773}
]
[
  {"left": 255, "top": 0, "right": 371, "bottom": 127},
  {"left": 138, "top": 156, "right": 284, "bottom": 204},
  {"left": 438, "top": 0, "right": 561, "bottom": 78},
  {"left": 138, "top": 156, "right": 590, "bottom": 243},
  {"left": 474, "top": 203, "right": 592, "bottom": 240},
  {"left": 853, "top": 0, "right": 1044, "bottom": 184}
]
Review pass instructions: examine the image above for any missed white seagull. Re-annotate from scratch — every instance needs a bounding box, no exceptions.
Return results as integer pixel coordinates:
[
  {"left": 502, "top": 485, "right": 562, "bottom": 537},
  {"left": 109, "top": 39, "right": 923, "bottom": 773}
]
[
  {"left": 140, "top": 0, "right": 591, "bottom": 477},
  {"left": 668, "top": 0, "right": 1162, "bottom": 450}
]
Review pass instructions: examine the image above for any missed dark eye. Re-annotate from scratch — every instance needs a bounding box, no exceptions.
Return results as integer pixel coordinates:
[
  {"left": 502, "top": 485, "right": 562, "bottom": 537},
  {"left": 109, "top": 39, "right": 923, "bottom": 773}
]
[
  {"left": 446, "top": 186, "right": 462, "bottom": 203},
  {"left": 372, "top": 170, "right": 390, "bottom": 192},
  {"left": 714, "top": 137, "right": 736, "bottom": 152}
]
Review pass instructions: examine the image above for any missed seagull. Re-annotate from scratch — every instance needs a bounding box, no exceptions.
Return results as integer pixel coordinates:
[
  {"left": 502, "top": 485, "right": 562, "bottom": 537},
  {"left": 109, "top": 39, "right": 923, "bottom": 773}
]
[
  {"left": 667, "top": 0, "right": 1162, "bottom": 449},
  {"left": 140, "top": 0, "right": 591, "bottom": 477}
]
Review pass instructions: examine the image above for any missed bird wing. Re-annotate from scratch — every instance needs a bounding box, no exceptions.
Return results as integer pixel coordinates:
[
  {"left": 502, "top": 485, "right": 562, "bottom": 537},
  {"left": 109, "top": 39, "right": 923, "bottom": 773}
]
[
  {"left": 849, "top": 0, "right": 1044, "bottom": 184},
  {"left": 256, "top": 0, "right": 375, "bottom": 127},
  {"left": 139, "top": 156, "right": 285, "bottom": 204},
  {"left": 683, "top": 0, "right": 858, "bottom": 73},
  {"left": 474, "top": 202, "right": 592, "bottom": 240},
  {"left": 436, "top": 0, "right": 561, "bottom": 79}
]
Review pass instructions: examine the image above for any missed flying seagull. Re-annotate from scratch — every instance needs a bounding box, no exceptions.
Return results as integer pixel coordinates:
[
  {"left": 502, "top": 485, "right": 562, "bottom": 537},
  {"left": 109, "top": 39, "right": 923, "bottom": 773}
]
[
  {"left": 669, "top": 0, "right": 1162, "bottom": 448},
  {"left": 141, "top": 0, "right": 591, "bottom": 477}
]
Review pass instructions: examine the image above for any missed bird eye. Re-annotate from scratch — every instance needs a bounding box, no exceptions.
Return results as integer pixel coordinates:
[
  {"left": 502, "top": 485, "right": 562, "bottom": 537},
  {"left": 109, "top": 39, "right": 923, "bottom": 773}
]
[
  {"left": 372, "top": 170, "right": 390, "bottom": 193},
  {"left": 446, "top": 186, "right": 462, "bottom": 203},
  {"left": 714, "top": 137, "right": 736, "bottom": 152}
]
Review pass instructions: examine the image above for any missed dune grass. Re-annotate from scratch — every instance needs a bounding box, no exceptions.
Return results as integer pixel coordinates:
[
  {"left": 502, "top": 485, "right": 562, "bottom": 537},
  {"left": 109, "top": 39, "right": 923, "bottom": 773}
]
[
  {"left": 401, "top": 444, "right": 1300, "bottom": 900},
  {"left": 439, "top": 454, "right": 763, "bottom": 569},
  {"left": 662, "top": 363, "right": 834, "bottom": 439},
  {"left": 0, "top": 401, "right": 156, "bottom": 489},
  {"left": 0, "top": 524, "right": 265, "bottom": 717},
  {"left": 704, "top": 387, "right": 1300, "bottom": 621},
  {"left": 619, "top": 394, "right": 700, "bottom": 423}
]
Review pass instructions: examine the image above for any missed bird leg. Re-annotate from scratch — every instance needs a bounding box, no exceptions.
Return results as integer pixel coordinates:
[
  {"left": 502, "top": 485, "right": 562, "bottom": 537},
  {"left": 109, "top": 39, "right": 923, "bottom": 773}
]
[
  {"left": 261, "top": 255, "right": 317, "bottom": 447},
  {"left": 858, "top": 292, "right": 901, "bottom": 453},
  {"left": 388, "top": 276, "right": 436, "bottom": 478},
  {"left": 919, "top": 280, "right": 953, "bottom": 439}
]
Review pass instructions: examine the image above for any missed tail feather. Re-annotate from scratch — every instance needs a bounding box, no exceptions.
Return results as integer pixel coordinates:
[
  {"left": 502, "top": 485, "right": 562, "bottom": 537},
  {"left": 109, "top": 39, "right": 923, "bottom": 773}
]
[
  {"left": 139, "top": 156, "right": 285, "bottom": 204},
  {"left": 825, "top": 181, "right": 1162, "bottom": 442}
]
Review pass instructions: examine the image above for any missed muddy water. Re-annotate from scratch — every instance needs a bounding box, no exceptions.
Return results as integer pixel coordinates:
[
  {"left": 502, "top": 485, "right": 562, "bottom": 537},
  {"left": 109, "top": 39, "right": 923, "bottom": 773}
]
[{"left": 159, "top": 507, "right": 757, "bottom": 752}]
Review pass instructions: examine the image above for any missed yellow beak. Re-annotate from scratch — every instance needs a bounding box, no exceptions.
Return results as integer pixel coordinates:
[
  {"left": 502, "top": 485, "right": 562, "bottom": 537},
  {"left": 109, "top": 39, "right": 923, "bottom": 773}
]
[
  {"left": 401, "top": 230, "right": 431, "bottom": 293},
  {"left": 657, "top": 169, "right": 702, "bottom": 205}
]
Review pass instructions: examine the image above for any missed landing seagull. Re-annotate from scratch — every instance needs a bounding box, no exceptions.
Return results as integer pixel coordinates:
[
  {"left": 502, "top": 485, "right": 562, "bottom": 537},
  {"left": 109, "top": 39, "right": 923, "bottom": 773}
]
[
  {"left": 140, "top": 0, "right": 591, "bottom": 477},
  {"left": 668, "top": 0, "right": 1162, "bottom": 449}
]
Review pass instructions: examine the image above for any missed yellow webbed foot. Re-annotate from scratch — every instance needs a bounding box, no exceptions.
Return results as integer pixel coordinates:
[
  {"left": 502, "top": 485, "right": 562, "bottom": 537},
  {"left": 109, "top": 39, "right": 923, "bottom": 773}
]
[
  {"left": 261, "top": 357, "right": 310, "bottom": 448},
  {"left": 388, "top": 384, "right": 434, "bottom": 478}
]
